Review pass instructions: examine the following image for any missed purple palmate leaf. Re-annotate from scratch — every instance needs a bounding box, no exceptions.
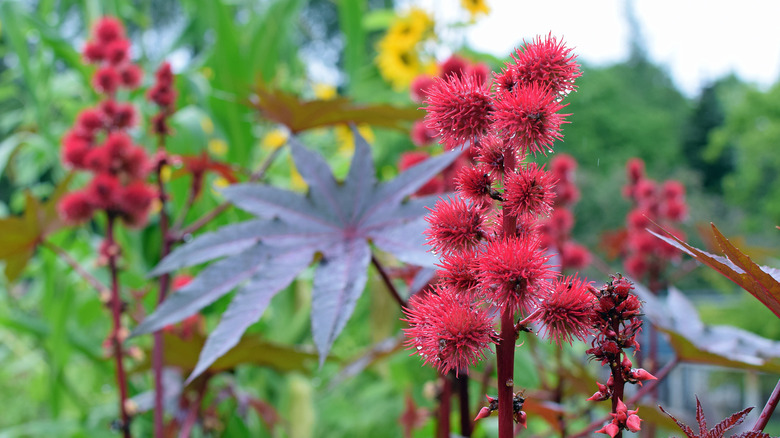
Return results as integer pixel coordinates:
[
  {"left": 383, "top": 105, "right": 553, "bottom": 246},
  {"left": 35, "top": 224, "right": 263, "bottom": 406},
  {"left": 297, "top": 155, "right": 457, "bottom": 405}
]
[{"left": 133, "top": 128, "right": 460, "bottom": 379}]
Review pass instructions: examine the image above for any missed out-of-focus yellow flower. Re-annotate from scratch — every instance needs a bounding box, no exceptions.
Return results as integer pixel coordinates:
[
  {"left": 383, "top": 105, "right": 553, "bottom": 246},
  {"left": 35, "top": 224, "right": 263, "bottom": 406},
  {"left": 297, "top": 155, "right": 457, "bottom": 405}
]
[
  {"left": 200, "top": 117, "right": 214, "bottom": 135},
  {"left": 210, "top": 176, "right": 231, "bottom": 196},
  {"left": 376, "top": 43, "right": 422, "bottom": 90},
  {"left": 376, "top": 7, "right": 436, "bottom": 90},
  {"left": 335, "top": 124, "right": 375, "bottom": 154},
  {"left": 160, "top": 165, "right": 172, "bottom": 183},
  {"left": 289, "top": 155, "right": 307, "bottom": 191},
  {"left": 201, "top": 66, "right": 214, "bottom": 80},
  {"left": 208, "top": 138, "right": 228, "bottom": 156},
  {"left": 461, "top": 0, "right": 490, "bottom": 21},
  {"left": 261, "top": 129, "right": 289, "bottom": 151},
  {"left": 385, "top": 7, "right": 434, "bottom": 50},
  {"left": 313, "top": 83, "right": 337, "bottom": 100}
]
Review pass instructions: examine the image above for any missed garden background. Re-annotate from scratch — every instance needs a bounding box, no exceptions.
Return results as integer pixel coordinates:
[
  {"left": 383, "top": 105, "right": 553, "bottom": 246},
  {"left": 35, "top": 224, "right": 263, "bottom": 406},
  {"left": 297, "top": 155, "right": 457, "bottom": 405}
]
[{"left": 1, "top": 0, "right": 780, "bottom": 436}]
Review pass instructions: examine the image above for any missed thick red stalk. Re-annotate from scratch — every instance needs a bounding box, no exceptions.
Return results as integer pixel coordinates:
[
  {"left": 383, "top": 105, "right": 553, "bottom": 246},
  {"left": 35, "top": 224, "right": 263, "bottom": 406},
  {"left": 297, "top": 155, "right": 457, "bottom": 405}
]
[
  {"left": 437, "top": 373, "right": 452, "bottom": 438},
  {"left": 753, "top": 377, "right": 780, "bottom": 432},
  {"left": 107, "top": 214, "right": 132, "bottom": 438},
  {"left": 153, "top": 143, "right": 173, "bottom": 438},
  {"left": 497, "top": 148, "right": 518, "bottom": 438},
  {"left": 456, "top": 373, "right": 473, "bottom": 437}
]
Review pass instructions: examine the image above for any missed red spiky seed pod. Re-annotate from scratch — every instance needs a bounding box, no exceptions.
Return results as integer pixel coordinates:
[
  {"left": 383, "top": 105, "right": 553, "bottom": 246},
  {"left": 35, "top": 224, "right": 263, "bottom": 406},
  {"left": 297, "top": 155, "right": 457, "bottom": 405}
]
[
  {"left": 424, "top": 197, "right": 487, "bottom": 254},
  {"left": 402, "top": 285, "right": 495, "bottom": 376},
  {"left": 86, "top": 173, "right": 121, "bottom": 210},
  {"left": 59, "top": 190, "right": 95, "bottom": 223},
  {"left": 477, "top": 235, "right": 555, "bottom": 313},
  {"left": 537, "top": 275, "right": 594, "bottom": 345},
  {"left": 423, "top": 74, "right": 493, "bottom": 149},
  {"left": 491, "top": 82, "right": 569, "bottom": 156},
  {"left": 510, "top": 33, "right": 581, "bottom": 96},
  {"left": 454, "top": 164, "right": 495, "bottom": 206},
  {"left": 94, "top": 17, "right": 125, "bottom": 44},
  {"left": 503, "top": 162, "right": 557, "bottom": 218},
  {"left": 93, "top": 65, "right": 121, "bottom": 95}
]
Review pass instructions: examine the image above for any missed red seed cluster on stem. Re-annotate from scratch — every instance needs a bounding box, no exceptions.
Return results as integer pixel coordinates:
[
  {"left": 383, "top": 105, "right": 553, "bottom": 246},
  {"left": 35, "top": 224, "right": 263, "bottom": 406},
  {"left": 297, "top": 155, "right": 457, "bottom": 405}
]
[
  {"left": 586, "top": 275, "right": 657, "bottom": 437},
  {"left": 404, "top": 34, "right": 587, "bottom": 435},
  {"left": 58, "top": 17, "right": 155, "bottom": 227},
  {"left": 621, "top": 158, "right": 688, "bottom": 279}
]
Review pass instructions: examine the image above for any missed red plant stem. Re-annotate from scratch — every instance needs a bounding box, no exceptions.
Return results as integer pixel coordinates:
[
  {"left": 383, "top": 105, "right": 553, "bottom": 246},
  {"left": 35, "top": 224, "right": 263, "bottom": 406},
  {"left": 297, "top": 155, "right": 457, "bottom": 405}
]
[
  {"left": 753, "top": 377, "right": 780, "bottom": 432},
  {"left": 437, "top": 373, "right": 452, "bottom": 438},
  {"left": 496, "top": 146, "right": 518, "bottom": 438},
  {"left": 153, "top": 146, "right": 173, "bottom": 438},
  {"left": 609, "top": 318, "right": 626, "bottom": 438},
  {"left": 178, "top": 379, "right": 208, "bottom": 438},
  {"left": 176, "top": 143, "right": 284, "bottom": 240},
  {"left": 42, "top": 240, "right": 110, "bottom": 297},
  {"left": 497, "top": 308, "right": 517, "bottom": 438},
  {"left": 106, "top": 214, "right": 131, "bottom": 438},
  {"left": 456, "top": 373, "right": 473, "bottom": 437},
  {"left": 569, "top": 356, "right": 678, "bottom": 438},
  {"left": 371, "top": 254, "right": 407, "bottom": 308}
]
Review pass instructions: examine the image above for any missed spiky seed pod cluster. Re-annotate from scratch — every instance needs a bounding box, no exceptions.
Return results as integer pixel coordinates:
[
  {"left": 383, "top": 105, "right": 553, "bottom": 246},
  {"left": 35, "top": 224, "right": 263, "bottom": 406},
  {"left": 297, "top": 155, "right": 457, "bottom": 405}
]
[{"left": 59, "top": 17, "right": 156, "bottom": 227}]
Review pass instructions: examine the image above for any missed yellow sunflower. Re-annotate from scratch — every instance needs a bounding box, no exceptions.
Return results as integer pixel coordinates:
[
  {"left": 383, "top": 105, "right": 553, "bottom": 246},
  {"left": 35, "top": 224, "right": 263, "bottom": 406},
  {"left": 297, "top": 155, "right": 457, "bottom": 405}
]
[
  {"left": 375, "top": 7, "right": 437, "bottom": 90},
  {"left": 461, "top": 0, "right": 490, "bottom": 21}
]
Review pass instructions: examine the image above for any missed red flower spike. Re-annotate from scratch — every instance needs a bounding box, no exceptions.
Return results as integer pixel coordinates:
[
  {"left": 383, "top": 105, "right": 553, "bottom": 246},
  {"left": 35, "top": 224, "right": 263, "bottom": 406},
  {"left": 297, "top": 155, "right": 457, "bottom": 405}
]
[
  {"left": 662, "top": 180, "right": 685, "bottom": 200},
  {"left": 440, "top": 55, "right": 470, "bottom": 79},
  {"left": 76, "top": 109, "right": 104, "bottom": 135},
  {"left": 454, "top": 164, "right": 494, "bottom": 206},
  {"left": 437, "top": 249, "right": 480, "bottom": 293},
  {"left": 423, "top": 74, "right": 493, "bottom": 149},
  {"left": 112, "top": 102, "right": 137, "bottom": 129},
  {"left": 410, "top": 121, "right": 437, "bottom": 146},
  {"left": 560, "top": 242, "right": 591, "bottom": 269},
  {"left": 537, "top": 275, "right": 594, "bottom": 345},
  {"left": 477, "top": 235, "right": 555, "bottom": 313},
  {"left": 510, "top": 33, "right": 581, "bottom": 96},
  {"left": 468, "top": 63, "right": 490, "bottom": 85},
  {"left": 493, "top": 67, "right": 517, "bottom": 94},
  {"left": 62, "top": 130, "right": 93, "bottom": 169},
  {"left": 86, "top": 173, "right": 121, "bottom": 210},
  {"left": 83, "top": 40, "right": 105, "bottom": 62},
  {"left": 120, "top": 181, "right": 156, "bottom": 215},
  {"left": 94, "top": 17, "right": 125, "bottom": 44},
  {"left": 402, "top": 285, "right": 495, "bottom": 376},
  {"left": 104, "top": 39, "right": 130, "bottom": 65},
  {"left": 59, "top": 191, "right": 95, "bottom": 223},
  {"left": 503, "top": 163, "right": 557, "bottom": 218},
  {"left": 491, "top": 82, "right": 569, "bottom": 156},
  {"left": 474, "top": 134, "right": 508, "bottom": 173},
  {"left": 551, "top": 153, "right": 577, "bottom": 178},
  {"left": 120, "top": 64, "right": 143, "bottom": 89},
  {"left": 424, "top": 197, "right": 486, "bottom": 255},
  {"left": 410, "top": 75, "right": 436, "bottom": 103},
  {"left": 93, "top": 65, "right": 121, "bottom": 95},
  {"left": 626, "top": 158, "right": 645, "bottom": 183}
]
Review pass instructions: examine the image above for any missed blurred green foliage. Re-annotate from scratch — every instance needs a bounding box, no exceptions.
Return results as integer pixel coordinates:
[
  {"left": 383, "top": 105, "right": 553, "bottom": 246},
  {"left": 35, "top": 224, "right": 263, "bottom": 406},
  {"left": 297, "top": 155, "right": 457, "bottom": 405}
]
[{"left": 0, "top": 0, "right": 779, "bottom": 436}]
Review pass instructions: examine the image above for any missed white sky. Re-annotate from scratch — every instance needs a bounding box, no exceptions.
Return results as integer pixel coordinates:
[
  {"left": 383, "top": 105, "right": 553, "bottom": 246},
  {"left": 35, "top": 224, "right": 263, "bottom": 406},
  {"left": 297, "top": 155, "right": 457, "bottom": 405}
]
[{"left": 417, "top": 0, "right": 780, "bottom": 97}]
